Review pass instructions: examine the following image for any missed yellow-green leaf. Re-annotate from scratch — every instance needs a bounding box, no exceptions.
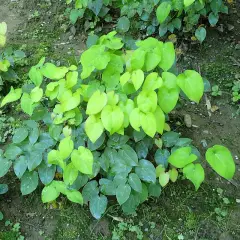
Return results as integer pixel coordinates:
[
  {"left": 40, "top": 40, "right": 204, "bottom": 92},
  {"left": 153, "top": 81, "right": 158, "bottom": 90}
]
[
  {"left": 206, "top": 145, "right": 235, "bottom": 180},
  {"left": 63, "top": 162, "right": 78, "bottom": 185},
  {"left": 59, "top": 136, "right": 74, "bottom": 159},
  {"left": 168, "top": 147, "right": 197, "bottom": 168},
  {"left": 85, "top": 115, "right": 104, "bottom": 143},
  {"left": 1, "top": 87, "right": 22, "bottom": 108},
  {"left": 101, "top": 105, "right": 124, "bottom": 134},
  {"left": 140, "top": 112, "right": 156, "bottom": 137},
  {"left": 86, "top": 90, "right": 108, "bottom": 115},
  {"left": 154, "top": 106, "right": 165, "bottom": 134},
  {"left": 30, "top": 87, "right": 43, "bottom": 103},
  {"left": 183, "top": 163, "right": 204, "bottom": 190},
  {"left": 131, "top": 69, "right": 144, "bottom": 91},
  {"left": 177, "top": 70, "right": 204, "bottom": 103},
  {"left": 159, "top": 42, "right": 175, "bottom": 71},
  {"left": 71, "top": 146, "right": 93, "bottom": 175}
]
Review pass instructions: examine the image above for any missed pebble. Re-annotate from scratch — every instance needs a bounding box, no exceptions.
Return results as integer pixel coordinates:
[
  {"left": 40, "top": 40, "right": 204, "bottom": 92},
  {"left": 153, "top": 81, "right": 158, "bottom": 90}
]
[{"left": 184, "top": 114, "right": 192, "bottom": 128}]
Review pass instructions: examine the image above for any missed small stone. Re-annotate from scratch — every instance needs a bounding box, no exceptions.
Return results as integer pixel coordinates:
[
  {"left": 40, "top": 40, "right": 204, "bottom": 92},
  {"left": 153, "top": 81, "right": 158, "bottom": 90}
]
[
  {"left": 184, "top": 114, "right": 192, "bottom": 128},
  {"left": 227, "top": 24, "right": 234, "bottom": 31}
]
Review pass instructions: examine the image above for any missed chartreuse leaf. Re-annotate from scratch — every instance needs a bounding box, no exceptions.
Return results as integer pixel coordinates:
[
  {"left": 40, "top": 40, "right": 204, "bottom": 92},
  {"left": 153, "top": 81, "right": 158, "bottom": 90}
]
[
  {"left": 159, "top": 42, "right": 175, "bottom": 71},
  {"left": 20, "top": 171, "right": 38, "bottom": 195},
  {"left": 107, "top": 91, "right": 119, "bottom": 106},
  {"left": 206, "top": 145, "right": 235, "bottom": 180},
  {"left": 162, "top": 72, "right": 178, "bottom": 89},
  {"left": 66, "top": 190, "right": 83, "bottom": 204},
  {"left": 131, "top": 69, "right": 144, "bottom": 91},
  {"left": 1, "top": 87, "right": 22, "bottom": 107},
  {"left": 66, "top": 71, "right": 78, "bottom": 89},
  {"left": 42, "top": 185, "right": 60, "bottom": 203},
  {"left": 177, "top": 70, "right": 204, "bottom": 103},
  {"left": 129, "top": 108, "right": 141, "bottom": 131},
  {"left": 80, "top": 45, "right": 110, "bottom": 79},
  {"left": 137, "top": 90, "right": 157, "bottom": 113},
  {"left": 48, "top": 150, "right": 65, "bottom": 170},
  {"left": 169, "top": 168, "right": 178, "bottom": 182},
  {"left": 41, "top": 63, "right": 68, "bottom": 80},
  {"left": 158, "top": 87, "right": 179, "bottom": 113},
  {"left": 30, "top": 87, "right": 43, "bottom": 103},
  {"left": 90, "top": 195, "right": 108, "bottom": 219},
  {"left": 86, "top": 90, "right": 108, "bottom": 115},
  {"left": 156, "top": 2, "right": 171, "bottom": 23},
  {"left": 159, "top": 172, "right": 170, "bottom": 187},
  {"left": 140, "top": 112, "right": 156, "bottom": 138},
  {"left": 143, "top": 72, "right": 163, "bottom": 91},
  {"left": 21, "top": 93, "right": 34, "bottom": 115},
  {"left": 101, "top": 105, "right": 124, "bottom": 134},
  {"left": 61, "top": 92, "right": 81, "bottom": 112},
  {"left": 0, "top": 35, "right": 6, "bottom": 48},
  {"left": 168, "top": 147, "right": 197, "bottom": 168},
  {"left": 128, "top": 173, "right": 142, "bottom": 193},
  {"left": 120, "top": 72, "right": 131, "bottom": 87},
  {"left": 136, "top": 38, "right": 163, "bottom": 71},
  {"left": 29, "top": 67, "right": 43, "bottom": 86},
  {"left": 130, "top": 49, "right": 146, "bottom": 71},
  {"left": 59, "top": 136, "right": 74, "bottom": 159},
  {"left": 85, "top": 115, "right": 104, "bottom": 143},
  {"left": 184, "top": 0, "right": 195, "bottom": 7},
  {"left": 71, "top": 146, "right": 93, "bottom": 174},
  {"left": 154, "top": 106, "right": 165, "bottom": 134},
  {"left": 116, "top": 183, "right": 131, "bottom": 205},
  {"left": 63, "top": 163, "right": 78, "bottom": 185},
  {"left": 183, "top": 163, "right": 205, "bottom": 190},
  {"left": 119, "top": 99, "right": 134, "bottom": 128}
]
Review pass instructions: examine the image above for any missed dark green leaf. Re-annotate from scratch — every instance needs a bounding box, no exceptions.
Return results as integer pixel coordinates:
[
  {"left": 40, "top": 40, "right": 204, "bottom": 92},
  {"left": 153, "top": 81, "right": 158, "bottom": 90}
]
[
  {"left": 117, "top": 17, "right": 130, "bottom": 33},
  {"left": 88, "top": 132, "right": 105, "bottom": 151},
  {"left": 82, "top": 180, "right": 99, "bottom": 203},
  {"left": 128, "top": 173, "right": 142, "bottom": 193},
  {"left": 4, "top": 145, "right": 22, "bottom": 160},
  {"left": 90, "top": 195, "right": 108, "bottom": 219},
  {"left": 69, "top": 173, "right": 88, "bottom": 190},
  {"left": 148, "top": 183, "right": 161, "bottom": 197},
  {"left": 20, "top": 171, "right": 39, "bottom": 195},
  {"left": 38, "top": 162, "right": 56, "bottom": 185},
  {"left": 154, "top": 149, "right": 169, "bottom": 168},
  {"left": 28, "top": 151, "right": 43, "bottom": 171},
  {"left": 0, "top": 156, "right": 12, "bottom": 177},
  {"left": 162, "top": 131, "right": 180, "bottom": 147},
  {"left": 116, "top": 183, "right": 131, "bottom": 205},
  {"left": 13, "top": 128, "right": 29, "bottom": 144},
  {"left": 135, "top": 160, "right": 156, "bottom": 183},
  {"left": 99, "top": 178, "right": 116, "bottom": 195},
  {"left": 0, "top": 184, "right": 8, "bottom": 194},
  {"left": 14, "top": 156, "right": 27, "bottom": 179},
  {"left": 119, "top": 145, "right": 138, "bottom": 167}
]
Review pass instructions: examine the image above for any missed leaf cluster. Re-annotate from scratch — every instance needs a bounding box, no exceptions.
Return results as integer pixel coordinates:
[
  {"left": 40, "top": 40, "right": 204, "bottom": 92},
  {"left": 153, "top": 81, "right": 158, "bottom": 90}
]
[
  {"left": 0, "top": 32, "right": 236, "bottom": 219},
  {"left": 66, "top": 0, "right": 228, "bottom": 41}
]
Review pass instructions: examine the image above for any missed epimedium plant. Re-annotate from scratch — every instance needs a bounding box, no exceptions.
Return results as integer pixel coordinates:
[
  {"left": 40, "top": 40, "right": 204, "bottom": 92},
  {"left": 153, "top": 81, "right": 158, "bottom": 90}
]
[
  {"left": 66, "top": 0, "right": 228, "bottom": 42},
  {"left": 0, "top": 31, "right": 236, "bottom": 219}
]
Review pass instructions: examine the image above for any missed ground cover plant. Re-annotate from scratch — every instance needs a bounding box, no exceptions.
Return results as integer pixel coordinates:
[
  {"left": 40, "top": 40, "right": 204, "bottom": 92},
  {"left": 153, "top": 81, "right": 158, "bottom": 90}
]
[
  {"left": 0, "top": 23, "right": 236, "bottom": 220},
  {"left": 66, "top": 0, "right": 228, "bottom": 42}
]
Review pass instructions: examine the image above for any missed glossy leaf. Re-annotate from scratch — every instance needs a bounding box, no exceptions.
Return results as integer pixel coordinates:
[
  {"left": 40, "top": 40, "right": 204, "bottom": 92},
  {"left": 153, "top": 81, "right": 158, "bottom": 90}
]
[
  {"left": 135, "top": 159, "right": 156, "bottom": 183},
  {"left": 20, "top": 171, "right": 39, "bottom": 195},
  {"left": 156, "top": 2, "right": 171, "bottom": 23},
  {"left": 42, "top": 185, "right": 60, "bottom": 203},
  {"left": 168, "top": 147, "right": 197, "bottom": 168},
  {"left": 90, "top": 195, "right": 108, "bottom": 219},
  {"left": 128, "top": 173, "right": 142, "bottom": 193},
  {"left": 71, "top": 146, "right": 93, "bottom": 174},
  {"left": 86, "top": 90, "right": 108, "bottom": 115},
  {"left": 116, "top": 183, "right": 131, "bottom": 205},
  {"left": 177, "top": 70, "right": 204, "bottom": 103},
  {"left": 206, "top": 145, "right": 235, "bottom": 180},
  {"left": 1, "top": 87, "right": 22, "bottom": 108},
  {"left": 183, "top": 163, "right": 205, "bottom": 190}
]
